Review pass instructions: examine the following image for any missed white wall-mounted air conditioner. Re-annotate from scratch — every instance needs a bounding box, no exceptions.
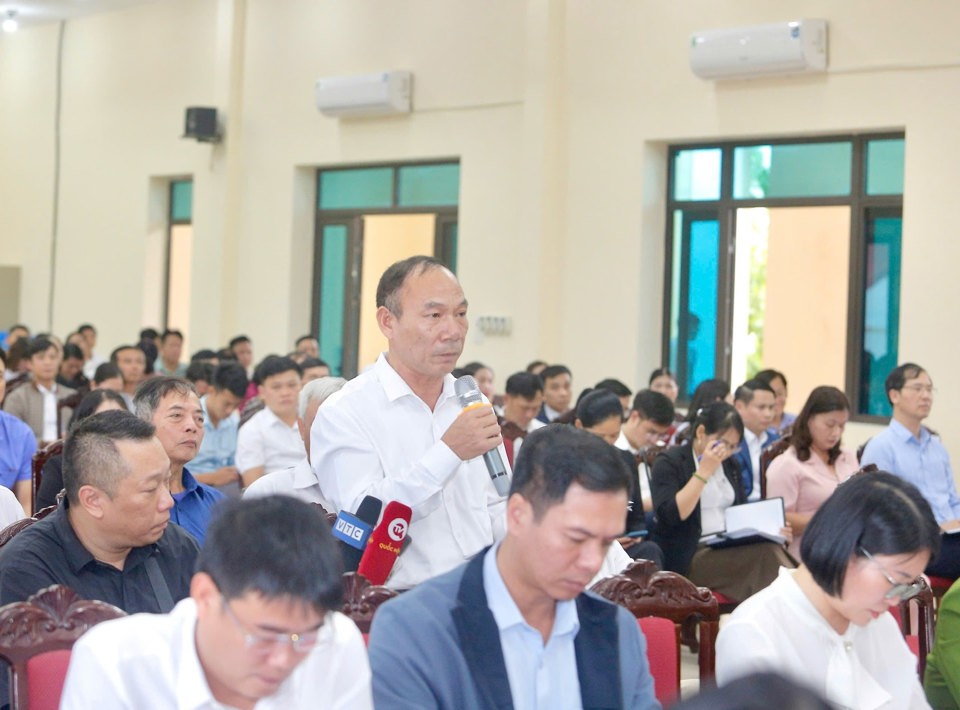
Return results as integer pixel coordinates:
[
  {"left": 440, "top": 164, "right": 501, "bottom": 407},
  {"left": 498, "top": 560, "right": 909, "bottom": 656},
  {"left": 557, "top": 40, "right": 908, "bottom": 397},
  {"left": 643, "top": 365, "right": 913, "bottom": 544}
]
[
  {"left": 690, "top": 20, "right": 827, "bottom": 80},
  {"left": 315, "top": 71, "right": 412, "bottom": 118}
]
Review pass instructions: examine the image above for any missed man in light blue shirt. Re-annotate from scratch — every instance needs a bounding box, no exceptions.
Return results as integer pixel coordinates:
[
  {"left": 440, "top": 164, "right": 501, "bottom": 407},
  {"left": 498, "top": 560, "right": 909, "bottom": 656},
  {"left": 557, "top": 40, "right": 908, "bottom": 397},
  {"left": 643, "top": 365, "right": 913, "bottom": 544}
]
[
  {"left": 368, "top": 425, "right": 659, "bottom": 710},
  {"left": 861, "top": 362, "right": 960, "bottom": 577},
  {"left": 191, "top": 363, "right": 248, "bottom": 497}
]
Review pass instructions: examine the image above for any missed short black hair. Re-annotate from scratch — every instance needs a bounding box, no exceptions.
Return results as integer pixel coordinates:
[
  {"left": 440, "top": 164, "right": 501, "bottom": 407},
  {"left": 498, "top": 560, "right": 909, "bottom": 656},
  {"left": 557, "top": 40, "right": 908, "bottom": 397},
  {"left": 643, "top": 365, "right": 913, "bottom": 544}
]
[
  {"left": 631, "top": 389, "right": 675, "bottom": 426},
  {"left": 691, "top": 401, "right": 744, "bottom": 441},
  {"left": 376, "top": 255, "right": 449, "bottom": 316},
  {"left": 185, "top": 361, "right": 214, "bottom": 385},
  {"left": 229, "top": 335, "right": 251, "bottom": 350},
  {"left": 510, "top": 424, "right": 630, "bottom": 520},
  {"left": 594, "top": 378, "right": 632, "bottom": 399},
  {"left": 191, "top": 349, "right": 219, "bottom": 363},
  {"left": 93, "top": 362, "right": 122, "bottom": 384},
  {"left": 802, "top": 471, "right": 941, "bottom": 597},
  {"left": 27, "top": 336, "right": 58, "bottom": 359},
  {"left": 62, "top": 343, "right": 84, "bottom": 361},
  {"left": 253, "top": 355, "right": 301, "bottom": 385},
  {"left": 575, "top": 389, "right": 624, "bottom": 429},
  {"left": 685, "top": 378, "right": 731, "bottom": 423},
  {"left": 755, "top": 368, "right": 788, "bottom": 389},
  {"left": 648, "top": 367, "right": 676, "bottom": 386},
  {"left": 110, "top": 344, "right": 144, "bottom": 363},
  {"left": 734, "top": 378, "right": 775, "bottom": 404},
  {"left": 68, "top": 389, "right": 129, "bottom": 431},
  {"left": 77, "top": 324, "right": 96, "bottom": 335},
  {"left": 884, "top": 362, "right": 927, "bottom": 405},
  {"left": 539, "top": 364, "right": 571, "bottom": 383},
  {"left": 505, "top": 372, "right": 543, "bottom": 399},
  {"left": 300, "top": 357, "right": 328, "bottom": 371},
  {"left": 139, "top": 328, "right": 159, "bottom": 341},
  {"left": 295, "top": 334, "right": 316, "bottom": 347},
  {"left": 63, "top": 410, "right": 156, "bottom": 504},
  {"left": 160, "top": 329, "right": 183, "bottom": 343},
  {"left": 197, "top": 496, "right": 343, "bottom": 614},
  {"left": 211, "top": 362, "right": 249, "bottom": 398},
  {"left": 525, "top": 360, "right": 547, "bottom": 374}
]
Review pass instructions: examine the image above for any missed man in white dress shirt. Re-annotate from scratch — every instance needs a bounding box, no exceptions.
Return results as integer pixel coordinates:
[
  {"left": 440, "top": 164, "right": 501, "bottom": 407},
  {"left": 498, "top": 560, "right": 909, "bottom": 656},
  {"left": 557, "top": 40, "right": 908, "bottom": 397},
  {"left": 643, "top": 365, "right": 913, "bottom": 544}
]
[
  {"left": 244, "top": 376, "right": 346, "bottom": 511},
  {"left": 311, "top": 255, "right": 508, "bottom": 590},
  {"left": 61, "top": 495, "right": 372, "bottom": 710},
  {"left": 236, "top": 356, "right": 306, "bottom": 488}
]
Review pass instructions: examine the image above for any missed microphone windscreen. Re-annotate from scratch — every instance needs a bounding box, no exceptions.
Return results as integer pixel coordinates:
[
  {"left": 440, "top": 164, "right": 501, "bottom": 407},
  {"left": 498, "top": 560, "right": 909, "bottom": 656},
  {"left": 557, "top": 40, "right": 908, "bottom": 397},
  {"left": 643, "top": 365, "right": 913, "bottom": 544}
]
[
  {"left": 357, "top": 500, "right": 413, "bottom": 586},
  {"left": 454, "top": 375, "right": 483, "bottom": 408},
  {"left": 332, "top": 496, "right": 382, "bottom": 572}
]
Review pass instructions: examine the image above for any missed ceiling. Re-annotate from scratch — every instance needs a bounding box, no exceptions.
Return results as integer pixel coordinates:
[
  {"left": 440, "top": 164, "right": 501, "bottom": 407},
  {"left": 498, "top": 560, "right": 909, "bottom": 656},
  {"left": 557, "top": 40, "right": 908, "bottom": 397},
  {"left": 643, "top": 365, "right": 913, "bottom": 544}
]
[{"left": 1, "top": 0, "right": 160, "bottom": 30}]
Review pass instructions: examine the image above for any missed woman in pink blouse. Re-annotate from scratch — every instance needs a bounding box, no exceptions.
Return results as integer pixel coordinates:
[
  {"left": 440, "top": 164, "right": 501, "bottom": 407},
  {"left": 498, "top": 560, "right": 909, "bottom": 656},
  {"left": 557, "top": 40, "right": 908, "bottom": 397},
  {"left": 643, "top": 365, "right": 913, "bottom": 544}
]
[{"left": 766, "top": 386, "right": 860, "bottom": 560}]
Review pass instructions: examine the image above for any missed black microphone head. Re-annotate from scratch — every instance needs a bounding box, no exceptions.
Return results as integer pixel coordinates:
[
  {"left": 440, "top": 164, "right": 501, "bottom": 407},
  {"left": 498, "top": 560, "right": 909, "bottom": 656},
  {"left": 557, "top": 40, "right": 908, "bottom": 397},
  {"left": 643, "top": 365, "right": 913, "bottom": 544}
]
[
  {"left": 355, "top": 496, "right": 383, "bottom": 525},
  {"left": 454, "top": 374, "right": 483, "bottom": 407}
]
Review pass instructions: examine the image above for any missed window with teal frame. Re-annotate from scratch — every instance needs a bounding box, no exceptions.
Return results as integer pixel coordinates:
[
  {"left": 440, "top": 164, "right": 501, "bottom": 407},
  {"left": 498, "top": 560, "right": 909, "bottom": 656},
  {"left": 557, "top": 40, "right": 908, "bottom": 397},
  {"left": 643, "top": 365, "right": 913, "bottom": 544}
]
[{"left": 170, "top": 180, "right": 193, "bottom": 222}]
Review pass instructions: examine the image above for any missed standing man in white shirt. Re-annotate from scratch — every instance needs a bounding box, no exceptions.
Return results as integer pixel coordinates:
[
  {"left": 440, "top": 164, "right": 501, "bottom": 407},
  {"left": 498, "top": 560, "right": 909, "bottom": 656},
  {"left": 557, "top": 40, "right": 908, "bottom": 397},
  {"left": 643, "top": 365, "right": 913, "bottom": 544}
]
[
  {"left": 61, "top": 495, "right": 372, "bottom": 710},
  {"left": 731, "top": 378, "right": 779, "bottom": 502},
  {"left": 236, "top": 356, "right": 306, "bottom": 488},
  {"left": 311, "top": 255, "right": 507, "bottom": 590}
]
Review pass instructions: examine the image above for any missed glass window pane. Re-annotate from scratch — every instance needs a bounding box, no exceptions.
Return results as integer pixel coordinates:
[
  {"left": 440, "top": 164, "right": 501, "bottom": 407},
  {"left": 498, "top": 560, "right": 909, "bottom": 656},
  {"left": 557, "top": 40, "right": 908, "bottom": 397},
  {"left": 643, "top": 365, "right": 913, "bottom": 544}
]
[
  {"left": 668, "top": 209, "right": 719, "bottom": 398},
  {"left": 734, "top": 142, "right": 852, "bottom": 199},
  {"left": 319, "top": 168, "right": 393, "bottom": 210},
  {"left": 171, "top": 180, "right": 193, "bottom": 222},
  {"left": 859, "top": 211, "right": 901, "bottom": 417},
  {"left": 398, "top": 164, "right": 460, "bottom": 207},
  {"left": 866, "top": 139, "right": 905, "bottom": 196},
  {"left": 318, "top": 225, "right": 348, "bottom": 376},
  {"left": 672, "top": 149, "right": 722, "bottom": 201}
]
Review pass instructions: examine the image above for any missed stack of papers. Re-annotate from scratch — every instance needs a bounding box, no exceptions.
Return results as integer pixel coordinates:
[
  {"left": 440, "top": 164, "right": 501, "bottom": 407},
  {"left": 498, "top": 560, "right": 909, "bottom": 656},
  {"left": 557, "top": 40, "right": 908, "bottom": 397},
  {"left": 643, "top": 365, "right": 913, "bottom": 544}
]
[{"left": 700, "top": 498, "right": 787, "bottom": 548}]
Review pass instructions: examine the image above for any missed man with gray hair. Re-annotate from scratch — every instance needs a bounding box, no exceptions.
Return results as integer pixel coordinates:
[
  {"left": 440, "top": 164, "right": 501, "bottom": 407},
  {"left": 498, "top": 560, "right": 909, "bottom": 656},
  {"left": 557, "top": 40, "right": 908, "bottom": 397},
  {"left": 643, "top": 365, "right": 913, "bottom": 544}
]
[
  {"left": 134, "top": 376, "right": 225, "bottom": 544},
  {"left": 244, "top": 376, "right": 346, "bottom": 510}
]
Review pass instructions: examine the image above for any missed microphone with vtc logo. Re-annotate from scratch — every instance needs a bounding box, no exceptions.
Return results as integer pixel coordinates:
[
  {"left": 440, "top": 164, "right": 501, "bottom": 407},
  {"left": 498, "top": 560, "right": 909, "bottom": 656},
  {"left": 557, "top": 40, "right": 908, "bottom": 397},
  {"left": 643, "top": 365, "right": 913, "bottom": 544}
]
[
  {"left": 357, "top": 501, "right": 413, "bottom": 585},
  {"left": 453, "top": 375, "right": 511, "bottom": 497},
  {"left": 330, "top": 495, "right": 382, "bottom": 572}
]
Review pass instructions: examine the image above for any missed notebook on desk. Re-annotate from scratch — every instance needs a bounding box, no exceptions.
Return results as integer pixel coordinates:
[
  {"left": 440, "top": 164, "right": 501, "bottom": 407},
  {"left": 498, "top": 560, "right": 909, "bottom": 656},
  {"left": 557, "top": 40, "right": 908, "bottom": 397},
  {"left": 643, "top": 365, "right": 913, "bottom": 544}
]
[{"left": 700, "top": 497, "right": 787, "bottom": 549}]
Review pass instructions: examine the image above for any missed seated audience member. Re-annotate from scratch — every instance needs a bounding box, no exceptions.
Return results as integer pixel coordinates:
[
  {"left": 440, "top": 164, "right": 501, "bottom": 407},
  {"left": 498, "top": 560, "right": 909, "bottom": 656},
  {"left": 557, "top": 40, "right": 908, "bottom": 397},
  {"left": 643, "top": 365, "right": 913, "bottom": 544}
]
[
  {"left": 673, "top": 378, "right": 731, "bottom": 445},
  {"left": 0, "top": 348, "right": 35, "bottom": 515},
  {"left": 299, "top": 356, "right": 331, "bottom": 383},
  {"left": 2, "top": 335, "right": 77, "bottom": 443},
  {"left": 595, "top": 377, "right": 633, "bottom": 419},
  {"left": 92, "top": 362, "right": 123, "bottom": 391},
  {"left": 536, "top": 364, "right": 573, "bottom": 423},
  {"left": 650, "top": 402, "right": 794, "bottom": 601},
  {"left": 3, "top": 338, "right": 31, "bottom": 387},
  {"left": 0, "top": 410, "right": 199, "bottom": 609},
  {"left": 61, "top": 495, "right": 372, "bottom": 710},
  {"left": 498, "top": 371, "right": 545, "bottom": 465},
  {"left": 185, "top": 360, "right": 215, "bottom": 397},
  {"left": 649, "top": 367, "right": 680, "bottom": 403},
  {"left": 368, "top": 425, "right": 659, "bottom": 710},
  {"left": 294, "top": 334, "right": 320, "bottom": 360},
  {"left": 111, "top": 343, "right": 147, "bottom": 408},
  {"left": 78, "top": 323, "right": 106, "bottom": 379},
  {"left": 244, "top": 377, "right": 346, "bottom": 509},
  {"left": 576, "top": 389, "right": 664, "bottom": 569},
  {"left": 925, "top": 578, "right": 960, "bottom": 707},
  {"left": 134, "top": 377, "right": 226, "bottom": 544},
  {"left": 236, "top": 356, "right": 305, "bottom": 487},
  {"left": 57, "top": 342, "right": 90, "bottom": 394},
  {"left": 460, "top": 361, "right": 496, "bottom": 403},
  {"left": 35, "top": 389, "right": 128, "bottom": 511},
  {"left": 717, "top": 472, "right": 939, "bottom": 709},
  {"left": 229, "top": 334, "right": 257, "bottom": 404},
  {"left": 191, "top": 362, "right": 248, "bottom": 495},
  {"left": 766, "top": 386, "right": 859, "bottom": 559},
  {"left": 154, "top": 329, "right": 187, "bottom": 377},
  {"left": 3, "top": 323, "right": 29, "bottom": 351},
  {"left": 525, "top": 359, "right": 547, "bottom": 376},
  {"left": 756, "top": 368, "right": 796, "bottom": 433},
  {"left": 861, "top": 362, "right": 960, "bottom": 579},
  {"left": 615, "top": 389, "right": 675, "bottom": 514},
  {"left": 731, "top": 377, "right": 779, "bottom": 501}
]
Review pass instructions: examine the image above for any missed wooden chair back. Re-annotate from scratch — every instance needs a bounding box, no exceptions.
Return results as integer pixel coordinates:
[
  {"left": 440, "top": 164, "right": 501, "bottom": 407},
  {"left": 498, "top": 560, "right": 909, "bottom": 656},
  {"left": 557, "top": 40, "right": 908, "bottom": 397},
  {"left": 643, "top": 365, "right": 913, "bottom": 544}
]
[
  {"left": 591, "top": 560, "right": 720, "bottom": 691},
  {"left": 339, "top": 572, "right": 399, "bottom": 636},
  {"left": 31, "top": 440, "right": 63, "bottom": 515},
  {"left": 0, "top": 505, "right": 57, "bottom": 549},
  {"left": 758, "top": 437, "right": 791, "bottom": 500},
  {"left": 0, "top": 584, "right": 125, "bottom": 710},
  {"left": 889, "top": 576, "right": 935, "bottom": 678}
]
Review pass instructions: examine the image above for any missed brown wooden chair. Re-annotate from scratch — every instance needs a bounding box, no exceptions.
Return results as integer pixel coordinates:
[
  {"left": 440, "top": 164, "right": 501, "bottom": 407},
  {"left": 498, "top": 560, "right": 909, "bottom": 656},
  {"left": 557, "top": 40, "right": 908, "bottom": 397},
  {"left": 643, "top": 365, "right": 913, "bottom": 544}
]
[
  {"left": 889, "top": 576, "right": 935, "bottom": 678},
  {"left": 0, "top": 505, "right": 57, "bottom": 549},
  {"left": 0, "top": 584, "right": 125, "bottom": 710},
  {"left": 758, "top": 436, "right": 790, "bottom": 500},
  {"left": 591, "top": 560, "right": 720, "bottom": 698},
  {"left": 31, "top": 440, "right": 63, "bottom": 515},
  {"left": 339, "top": 571, "right": 399, "bottom": 636}
]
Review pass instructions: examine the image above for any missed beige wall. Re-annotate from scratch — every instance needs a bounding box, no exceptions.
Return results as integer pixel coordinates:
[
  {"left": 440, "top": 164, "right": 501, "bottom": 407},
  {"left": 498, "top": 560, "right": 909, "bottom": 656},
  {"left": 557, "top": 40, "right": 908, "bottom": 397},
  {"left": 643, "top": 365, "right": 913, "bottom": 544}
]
[{"left": 2, "top": 0, "right": 960, "bottom": 460}]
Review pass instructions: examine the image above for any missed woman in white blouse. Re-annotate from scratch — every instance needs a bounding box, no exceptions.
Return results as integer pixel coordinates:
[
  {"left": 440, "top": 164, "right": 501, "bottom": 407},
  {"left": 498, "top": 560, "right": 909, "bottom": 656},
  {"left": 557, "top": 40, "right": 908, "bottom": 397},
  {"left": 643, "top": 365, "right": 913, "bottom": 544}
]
[{"left": 717, "top": 471, "right": 940, "bottom": 709}]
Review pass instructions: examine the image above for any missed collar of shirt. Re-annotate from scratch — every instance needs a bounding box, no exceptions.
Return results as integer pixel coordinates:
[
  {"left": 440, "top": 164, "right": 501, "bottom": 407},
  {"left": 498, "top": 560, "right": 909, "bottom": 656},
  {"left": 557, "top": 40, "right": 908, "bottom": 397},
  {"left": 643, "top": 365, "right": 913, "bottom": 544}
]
[
  {"left": 52, "top": 501, "right": 158, "bottom": 575},
  {"left": 482, "top": 541, "right": 579, "bottom": 639},
  {"left": 373, "top": 353, "right": 457, "bottom": 407},
  {"left": 290, "top": 458, "right": 320, "bottom": 490},
  {"left": 172, "top": 598, "right": 226, "bottom": 710},
  {"left": 260, "top": 406, "right": 298, "bottom": 431},
  {"left": 614, "top": 431, "right": 637, "bottom": 455},
  {"left": 744, "top": 428, "right": 768, "bottom": 450},
  {"left": 889, "top": 418, "right": 931, "bottom": 446},
  {"left": 173, "top": 468, "right": 202, "bottom": 502}
]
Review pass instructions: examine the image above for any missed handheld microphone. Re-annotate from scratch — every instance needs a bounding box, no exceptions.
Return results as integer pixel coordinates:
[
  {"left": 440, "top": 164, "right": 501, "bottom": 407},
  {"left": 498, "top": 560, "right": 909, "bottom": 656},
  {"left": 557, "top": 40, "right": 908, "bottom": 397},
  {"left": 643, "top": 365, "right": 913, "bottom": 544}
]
[
  {"left": 357, "top": 501, "right": 413, "bottom": 586},
  {"left": 454, "top": 375, "right": 511, "bottom": 497},
  {"left": 331, "top": 496, "right": 382, "bottom": 572}
]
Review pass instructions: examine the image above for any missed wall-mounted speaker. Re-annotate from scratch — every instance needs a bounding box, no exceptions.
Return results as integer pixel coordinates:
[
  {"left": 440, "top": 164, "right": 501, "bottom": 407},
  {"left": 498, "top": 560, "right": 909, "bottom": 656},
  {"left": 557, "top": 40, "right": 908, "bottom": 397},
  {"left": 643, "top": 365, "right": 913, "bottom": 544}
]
[{"left": 183, "top": 107, "right": 221, "bottom": 143}]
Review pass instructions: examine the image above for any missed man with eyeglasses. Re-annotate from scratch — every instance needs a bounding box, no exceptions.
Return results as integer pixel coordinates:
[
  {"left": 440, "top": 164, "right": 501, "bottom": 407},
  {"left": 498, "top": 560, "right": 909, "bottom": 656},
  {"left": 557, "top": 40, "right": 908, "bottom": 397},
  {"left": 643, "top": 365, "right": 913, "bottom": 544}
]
[
  {"left": 861, "top": 362, "right": 960, "bottom": 577},
  {"left": 61, "top": 496, "right": 372, "bottom": 710}
]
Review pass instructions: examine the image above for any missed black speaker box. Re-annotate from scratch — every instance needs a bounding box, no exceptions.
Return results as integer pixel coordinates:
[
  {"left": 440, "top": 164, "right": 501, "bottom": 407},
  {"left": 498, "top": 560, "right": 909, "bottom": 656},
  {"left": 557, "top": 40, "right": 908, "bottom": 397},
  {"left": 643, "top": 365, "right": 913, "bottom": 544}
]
[{"left": 183, "top": 107, "right": 219, "bottom": 142}]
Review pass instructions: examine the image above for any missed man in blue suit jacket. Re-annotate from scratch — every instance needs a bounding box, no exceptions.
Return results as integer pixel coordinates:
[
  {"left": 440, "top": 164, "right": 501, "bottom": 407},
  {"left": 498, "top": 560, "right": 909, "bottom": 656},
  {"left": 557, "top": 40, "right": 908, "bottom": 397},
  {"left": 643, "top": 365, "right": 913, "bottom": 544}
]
[
  {"left": 731, "top": 378, "right": 779, "bottom": 501},
  {"left": 368, "top": 425, "right": 660, "bottom": 710}
]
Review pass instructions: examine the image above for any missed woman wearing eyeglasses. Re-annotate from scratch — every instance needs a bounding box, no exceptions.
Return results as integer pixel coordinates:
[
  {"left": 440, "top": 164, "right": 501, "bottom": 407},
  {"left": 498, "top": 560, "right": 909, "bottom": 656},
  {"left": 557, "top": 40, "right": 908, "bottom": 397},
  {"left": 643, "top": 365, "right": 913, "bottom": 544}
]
[{"left": 717, "top": 471, "right": 940, "bottom": 709}]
